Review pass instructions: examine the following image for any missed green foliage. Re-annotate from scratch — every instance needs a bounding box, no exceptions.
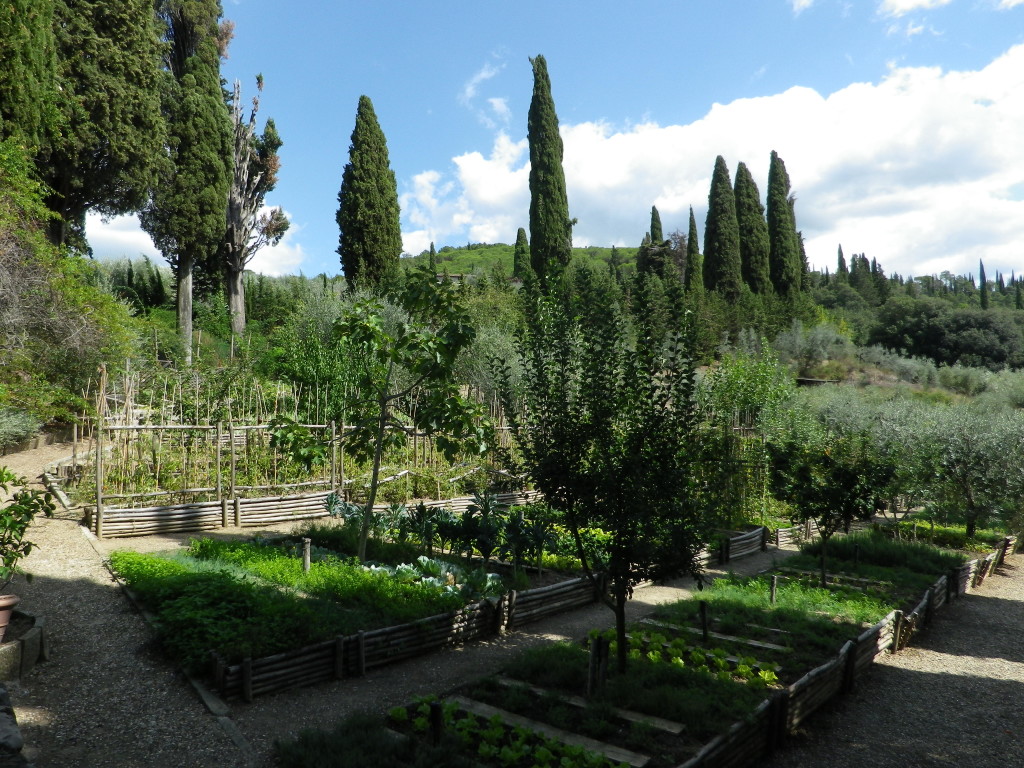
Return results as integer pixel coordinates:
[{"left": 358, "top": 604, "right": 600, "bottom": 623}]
[
  {"left": 766, "top": 151, "right": 802, "bottom": 297},
  {"left": 0, "top": 410, "right": 40, "bottom": 450},
  {"left": 502, "top": 264, "right": 709, "bottom": 670},
  {"left": 734, "top": 162, "right": 771, "bottom": 295},
  {"left": 45, "top": 0, "right": 166, "bottom": 249},
  {"left": 528, "top": 55, "right": 573, "bottom": 289},
  {"left": 703, "top": 156, "right": 743, "bottom": 299},
  {"left": 0, "top": 0, "right": 57, "bottom": 149},
  {"left": 276, "top": 712, "right": 477, "bottom": 768},
  {"left": 799, "top": 530, "right": 964, "bottom": 575},
  {"left": 869, "top": 296, "right": 1024, "bottom": 371},
  {"left": 0, "top": 466, "right": 55, "bottom": 589},
  {"left": 337, "top": 95, "right": 401, "bottom": 289}
]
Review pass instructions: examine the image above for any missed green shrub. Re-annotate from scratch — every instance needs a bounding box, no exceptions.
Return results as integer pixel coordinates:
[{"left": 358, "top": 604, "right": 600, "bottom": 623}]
[
  {"left": 0, "top": 409, "right": 40, "bottom": 449},
  {"left": 799, "top": 530, "right": 964, "bottom": 575}
]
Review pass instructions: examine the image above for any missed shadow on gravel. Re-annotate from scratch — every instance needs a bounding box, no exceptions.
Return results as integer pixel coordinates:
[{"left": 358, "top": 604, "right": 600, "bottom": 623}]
[
  {"left": 916, "top": 592, "right": 1024, "bottom": 665},
  {"left": 760, "top": 666, "right": 1024, "bottom": 768}
]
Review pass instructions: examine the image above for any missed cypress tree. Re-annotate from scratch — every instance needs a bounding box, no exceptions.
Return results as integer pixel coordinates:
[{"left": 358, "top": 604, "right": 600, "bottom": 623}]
[
  {"left": 836, "top": 244, "right": 849, "bottom": 283},
  {"left": 766, "top": 150, "right": 802, "bottom": 297},
  {"left": 527, "top": 55, "right": 572, "bottom": 289},
  {"left": 684, "top": 206, "right": 703, "bottom": 295},
  {"left": 0, "top": 0, "right": 57, "bottom": 149},
  {"left": 733, "top": 162, "right": 771, "bottom": 294},
  {"left": 1015, "top": 283, "right": 1022, "bottom": 311},
  {"left": 141, "top": 0, "right": 232, "bottom": 365},
  {"left": 702, "top": 156, "right": 743, "bottom": 299},
  {"left": 337, "top": 95, "right": 402, "bottom": 289},
  {"left": 980, "top": 260, "right": 989, "bottom": 310},
  {"left": 43, "top": 0, "right": 166, "bottom": 250},
  {"left": 428, "top": 241, "right": 438, "bottom": 273},
  {"left": 512, "top": 227, "right": 529, "bottom": 278},
  {"left": 649, "top": 205, "right": 664, "bottom": 244}
]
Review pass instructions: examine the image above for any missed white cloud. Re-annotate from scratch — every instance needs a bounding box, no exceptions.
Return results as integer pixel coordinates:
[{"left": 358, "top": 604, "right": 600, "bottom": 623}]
[
  {"left": 86, "top": 212, "right": 162, "bottom": 261},
  {"left": 247, "top": 208, "right": 308, "bottom": 276},
  {"left": 878, "top": 0, "right": 952, "bottom": 17},
  {"left": 460, "top": 62, "right": 501, "bottom": 104},
  {"left": 401, "top": 44, "right": 1024, "bottom": 279},
  {"left": 998, "top": 0, "right": 1024, "bottom": 7},
  {"left": 86, "top": 207, "right": 308, "bottom": 276},
  {"left": 791, "top": 0, "right": 815, "bottom": 13}
]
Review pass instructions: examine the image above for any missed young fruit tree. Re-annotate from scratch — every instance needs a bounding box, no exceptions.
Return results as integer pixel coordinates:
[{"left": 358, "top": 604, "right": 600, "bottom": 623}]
[
  {"left": 500, "top": 266, "right": 710, "bottom": 672},
  {"left": 335, "top": 265, "right": 489, "bottom": 561}
]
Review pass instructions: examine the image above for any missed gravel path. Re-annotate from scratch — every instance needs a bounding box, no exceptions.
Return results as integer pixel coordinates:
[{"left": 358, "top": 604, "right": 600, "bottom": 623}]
[{"left": 2, "top": 444, "right": 1023, "bottom": 768}]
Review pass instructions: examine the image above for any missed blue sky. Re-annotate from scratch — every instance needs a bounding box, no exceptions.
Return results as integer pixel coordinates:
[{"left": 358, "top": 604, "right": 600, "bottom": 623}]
[{"left": 89, "top": 0, "right": 1024, "bottom": 281}]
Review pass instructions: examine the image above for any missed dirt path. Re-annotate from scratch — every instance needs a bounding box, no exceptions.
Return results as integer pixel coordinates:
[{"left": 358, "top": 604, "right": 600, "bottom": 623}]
[{"left": 3, "top": 443, "right": 1022, "bottom": 768}]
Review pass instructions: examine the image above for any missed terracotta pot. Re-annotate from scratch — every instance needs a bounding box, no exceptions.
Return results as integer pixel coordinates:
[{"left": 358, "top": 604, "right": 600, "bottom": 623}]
[{"left": 0, "top": 594, "right": 21, "bottom": 644}]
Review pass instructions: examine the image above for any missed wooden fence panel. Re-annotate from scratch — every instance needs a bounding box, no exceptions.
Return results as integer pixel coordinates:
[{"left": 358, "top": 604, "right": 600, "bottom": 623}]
[
  {"left": 675, "top": 698, "right": 774, "bottom": 768},
  {"left": 786, "top": 653, "right": 845, "bottom": 731}
]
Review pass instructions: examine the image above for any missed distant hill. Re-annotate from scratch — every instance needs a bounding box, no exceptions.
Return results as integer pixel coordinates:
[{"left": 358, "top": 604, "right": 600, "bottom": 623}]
[{"left": 404, "top": 243, "right": 641, "bottom": 277}]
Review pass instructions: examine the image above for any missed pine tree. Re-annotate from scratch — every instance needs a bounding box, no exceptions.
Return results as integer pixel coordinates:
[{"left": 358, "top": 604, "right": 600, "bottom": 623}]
[
  {"left": 766, "top": 150, "right": 802, "bottom": 297},
  {"left": 684, "top": 206, "right": 703, "bottom": 295},
  {"left": 337, "top": 95, "right": 402, "bottom": 289},
  {"left": 527, "top": 55, "right": 572, "bottom": 289},
  {"left": 702, "top": 156, "right": 743, "bottom": 299},
  {"left": 649, "top": 205, "right": 664, "bottom": 244},
  {"left": 141, "top": 0, "right": 232, "bottom": 365},
  {"left": 980, "top": 260, "right": 989, "bottom": 310},
  {"left": 223, "top": 76, "right": 288, "bottom": 338},
  {"left": 43, "top": 0, "right": 166, "bottom": 250},
  {"left": 733, "top": 161, "right": 771, "bottom": 294}
]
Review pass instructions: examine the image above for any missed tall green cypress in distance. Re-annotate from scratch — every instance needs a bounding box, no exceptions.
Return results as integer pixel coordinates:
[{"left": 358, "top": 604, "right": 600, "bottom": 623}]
[
  {"left": 702, "top": 156, "right": 743, "bottom": 299},
  {"left": 44, "top": 0, "right": 166, "bottom": 250},
  {"left": 0, "top": 0, "right": 56, "bottom": 149},
  {"left": 733, "top": 162, "right": 771, "bottom": 295},
  {"left": 337, "top": 95, "right": 402, "bottom": 289},
  {"left": 1015, "top": 282, "right": 1022, "bottom": 311},
  {"left": 513, "top": 227, "right": 529, "bottom": 278},
  {"left": 527, "top": 55, "right": 572, "bottom": 290},
  {"left": 684, "top": 206, "right": 703, "bottom": 295},
  {"left": 428, "top": 241, "right": 438, "bottom": 273},
  {"left": 836, "top": 244, "right": 849, "bottom": 283},
  {"left": 609, "top": 245, "right": 623, "bottom": 283},
  {"left": 141, "top": 0, "right": 232, "bottom": 365},
  {"left": 649, "top": 205, "right": 664, "bottom": 244},
  {"left": 766, "top": 150, "right": 802, "bottom": 297},
  {"left": 980, "top": 260, "right": 989, "bottom": 310}
]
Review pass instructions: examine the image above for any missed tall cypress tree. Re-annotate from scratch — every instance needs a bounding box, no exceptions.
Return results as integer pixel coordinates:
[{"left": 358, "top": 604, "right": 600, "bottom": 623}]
[
  {"left": 702, "top": 156, "right": 742, "bottom": 299},
  {"left": 428, "top": 241, "right": 438, "bottom": 273},
  {"left": 733, "top": 162, "right": 771, "bottom": 294},
  {"left": 513, "top": 227, "right": 529, "bottom": 278},
  {"left": 43, "top": 0, "right": 166, "bottom": 250},
  {"left": 141, "top": 0, "right": 232, "bottom": 365},
  {"left": 766, "top": 150, "right": 802, "bottom": 297},
  {"left": 684, "top": 206, "right": 703, "bottom": 295},
  {"left": 527, "top": 55, "right": 572, "bottom": 290},
  {"left": 836, "top": 244, "right": 849, "bottom": 283},
  {"left": 0, "top": 0, "right": 56, "bottom": 149},
  {"left": 649, "top": 205, "right": 664, "bottom": 244},
  {"left": 980, "top": 260, "right": 989, "bottom": 310},
  {"left": 337, "top": 95, "right": 402, "bottom": 289}
]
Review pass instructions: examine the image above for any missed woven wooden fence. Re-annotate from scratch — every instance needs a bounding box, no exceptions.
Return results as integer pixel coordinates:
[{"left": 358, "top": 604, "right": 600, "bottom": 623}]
[
  {"left": 676, "top": 536, "right": 1018, "bottom": 768},
  {"left": 89, "top": 489, "right": 543, "bottom": 538}
]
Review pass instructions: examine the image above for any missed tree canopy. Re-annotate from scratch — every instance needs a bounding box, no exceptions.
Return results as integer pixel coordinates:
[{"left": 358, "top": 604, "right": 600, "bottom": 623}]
[{"left": 337, "top": 95, "right": 402, "bottom": 289}]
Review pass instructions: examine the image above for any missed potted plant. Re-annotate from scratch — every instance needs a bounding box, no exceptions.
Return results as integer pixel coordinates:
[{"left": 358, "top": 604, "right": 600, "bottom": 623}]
[{"left": 0, "top": 466, "right": 55, "bottom": 642}]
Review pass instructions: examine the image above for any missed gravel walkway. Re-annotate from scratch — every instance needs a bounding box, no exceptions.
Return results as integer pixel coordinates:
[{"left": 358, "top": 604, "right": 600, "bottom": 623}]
[{"left": 2, "top": 444, "right": 1023, "bottom": 768}]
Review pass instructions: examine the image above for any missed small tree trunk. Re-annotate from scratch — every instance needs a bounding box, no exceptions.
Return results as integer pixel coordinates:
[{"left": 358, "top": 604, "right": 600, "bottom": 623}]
[
  {"left": 613, "top": 579, "right": 629, "bottom": 673},
  {"left": 176, "top": 255, "right": 194, "bottom": 365},
  {"left": 819, "top": 531, "right": 829, "bottom": 589},
  {"left": 227, "top": 263, "right": 246, "bottom": 340}
]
